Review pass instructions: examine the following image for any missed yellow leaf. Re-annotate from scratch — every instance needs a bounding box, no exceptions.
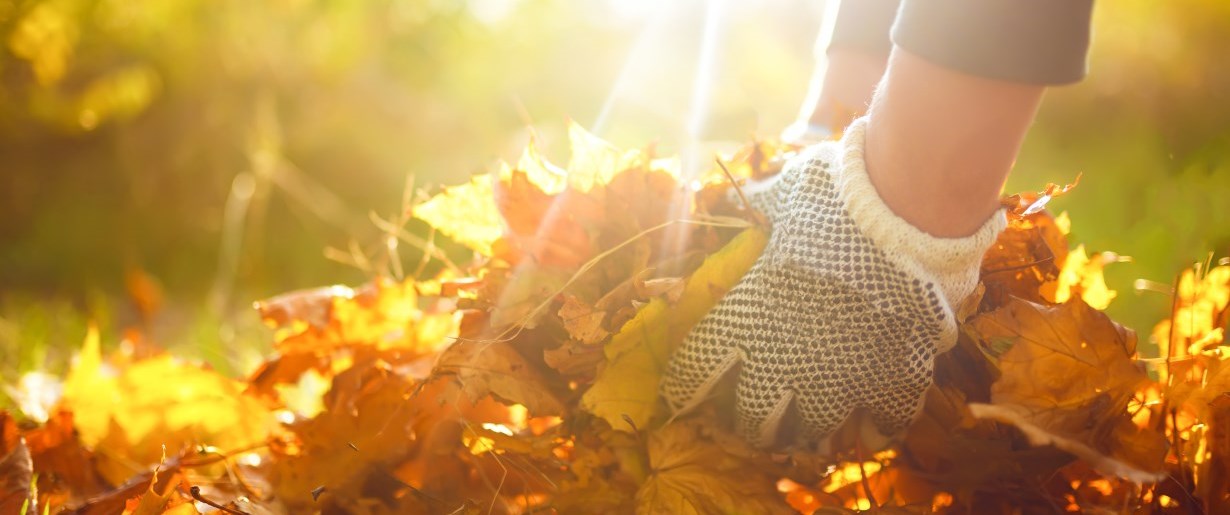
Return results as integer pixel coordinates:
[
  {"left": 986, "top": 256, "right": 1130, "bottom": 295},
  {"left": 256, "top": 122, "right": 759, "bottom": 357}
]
[
  {"left": 1047, "top": 244, "right": 1119, "bottom": 309},
  {"left": 635, "top": 420, "right": 792, "bottom": 515},
  {"left": 513, "top": 138, "right": 567, "bottom": 195},
  {"left": 412, "top": 174, "right": 503, "bottom": 255},
  {"left": 61, "top": 331, "right": 272, "bottom": 485},
  {"left": 567, "top": 121, "right": 644, "bottom": 192},
  {"left": 582, "top": 228, "right": 768, "bottom": 431}
]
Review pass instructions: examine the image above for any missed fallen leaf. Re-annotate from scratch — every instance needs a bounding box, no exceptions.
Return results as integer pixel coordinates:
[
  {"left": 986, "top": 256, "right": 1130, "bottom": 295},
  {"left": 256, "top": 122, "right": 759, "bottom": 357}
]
[
  {"left": 965, "top": 298, "right": 1164, "bottom": 481},
  {"left": 1041, "top": 244, "right": 1121, "bottom": 309},
  {"left": 0, "top": 419, "right": 33, "bottom": 515},
  {"left": 412, "top": 175, "right": 503, "bottom": 256},
  {"left": 121, "top": 469, "right": 184, "bottom": 515},
  {"left": 582, "top": 227, "right": 767, "bottom": 431},
  {"left": 255, "top": 284, "right": 358, "bottom": 329},
  {"left": 636, "top": 419, "right": 792, "bottom": 514},
  {"left": 558, "top": 294, "right": 610, "bottom": 345},
  {"left": 61, "top": 329, "right": 272, "bottom": 485},
  {"left": 23, "top": 410, "right": 108, "bottom": 505},
  {"left": 980, "top": 210, "right": 1068, "bottom": 307},
  {"left": 435, "top": 339, "right": 566, "bottom": 416},
  {"left": 272, "top": 363, "right": 428, "bottom": 513}
]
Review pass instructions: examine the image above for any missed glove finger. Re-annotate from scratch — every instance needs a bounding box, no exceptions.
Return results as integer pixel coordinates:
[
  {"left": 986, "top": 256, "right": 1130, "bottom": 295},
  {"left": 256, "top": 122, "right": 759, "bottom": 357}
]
[
  {"left": 734, "top": 365, "right": 794, "bottom": 448},
  {"left": 865, "top": 360, "right": 932, "bottom": 438},
  {"left": 795, "top": 379, "right": 855, "bottom": 445},
  {"left": 660, "top": 308, "right": 741, "bottom": 415}
]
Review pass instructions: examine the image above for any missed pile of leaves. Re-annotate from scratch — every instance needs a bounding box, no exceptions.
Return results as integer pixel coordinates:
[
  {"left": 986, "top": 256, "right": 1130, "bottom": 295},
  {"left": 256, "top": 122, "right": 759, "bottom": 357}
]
[{"left": 2, "top": 126, "right": 1229, "bottom": 514}]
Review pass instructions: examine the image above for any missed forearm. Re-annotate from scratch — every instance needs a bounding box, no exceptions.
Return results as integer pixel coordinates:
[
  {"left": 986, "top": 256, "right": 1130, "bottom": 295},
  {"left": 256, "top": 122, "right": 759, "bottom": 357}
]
[
  {"left": 865, "top": 49, "right": 1043, "bottom": 237},
  {"left": 862, "top": 0, "right": 1093, "bottom": 237}
]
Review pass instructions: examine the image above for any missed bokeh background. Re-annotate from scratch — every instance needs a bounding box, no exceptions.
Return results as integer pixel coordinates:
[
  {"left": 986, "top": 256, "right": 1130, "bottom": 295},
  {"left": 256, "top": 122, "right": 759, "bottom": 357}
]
[{"left": 1, "top": 0, "right": 1227, "bottom": 379}]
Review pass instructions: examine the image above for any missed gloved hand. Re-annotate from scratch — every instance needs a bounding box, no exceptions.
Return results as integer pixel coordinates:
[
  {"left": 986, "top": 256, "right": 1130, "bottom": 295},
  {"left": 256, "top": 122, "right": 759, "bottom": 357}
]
[{"left": 662, "top": 118, "right": 1006, "bottom": 451}]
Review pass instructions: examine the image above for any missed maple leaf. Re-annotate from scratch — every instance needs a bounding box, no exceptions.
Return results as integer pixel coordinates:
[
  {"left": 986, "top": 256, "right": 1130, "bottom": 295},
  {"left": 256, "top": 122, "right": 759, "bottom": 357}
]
[
  {"left": 61, "top": 327, "right": 273, "bottom": 486},
  {"left": 565, "top": 121, "right": 647, "bottom": 192},
  {"left": 480, "top": 264, "right": 572, "bottom": 330},
  {"left": 435, "top": 339, "right": 566, "bottom": 416},
  {"left": 121, "top": 468, "right": 184, "bottom": 515},
  {"left": 272, "top": 362, "right": 436, "bottom": 513},
  {"left": 249, "top": 279, "right": 458, "bottom": 400},
  {"left": 979, "top": 209, "right": 1068, "bottom": 307},
  {"left": 20, "top": 410, "right": 108, "bottom": 507},
  {"left": 965, "top": 297, "right": 1165, "bottom": 482},
  {"left": 411, "top": 175, "right": 503, "bottom": 256},
  {"left": 1040, "top": 244, "right": 1123, "bottom": 309},
  {"left": 558, "top": 294, "right": 611, "bottom": 345},
  {"left": 582, "top": 227, "right": 768, "bottom": 431},
  {"left": 636, "top": 419, "right": 792, "bottom": 515},
  {"left": 0, "top": 414, "right": 34, "bottom": 515}
]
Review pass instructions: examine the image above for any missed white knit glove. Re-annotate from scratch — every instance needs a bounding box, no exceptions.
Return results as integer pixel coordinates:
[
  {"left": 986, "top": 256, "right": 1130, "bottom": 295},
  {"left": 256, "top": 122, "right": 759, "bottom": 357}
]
[{"left": 662, "top": 118, "right": 1006, "bottom": 450}]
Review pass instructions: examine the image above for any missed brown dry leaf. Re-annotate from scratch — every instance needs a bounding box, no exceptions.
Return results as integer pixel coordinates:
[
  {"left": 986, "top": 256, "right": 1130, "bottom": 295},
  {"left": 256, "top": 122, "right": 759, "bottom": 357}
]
[
  {"left": 124, "top": 268, "right": 164, "bottom": 322},
  {"left": 582, "top": 227, "right": 768, "bottom": 431},
  {"left": 980, "top": 209, "right": 1068, "bottom": 307},
  {"left": 999, "top": 175, "right": 1081, "bottom": 217},
  {"left": 255, "top": 284, "right": 357, "bottom": 329},
  {"left": 121, "top": 469, "right": 184, "bottom": 515},
  {"left": 435, "top": 339, "right": 565, "bottom": 416},
  {"left": 965, "top": 297, "right": 1165, "bottom": 482},
  {"left": 482, "top": 264, "right": 572, "bottom": 330},
  {"left": 495, "top": 169, "right": 597, "bottom": 268},
  {"left": 547, "top": 422, "right": 642, "bottom": 514},
  {"left": 543, "top": 340, "right": 606, "bottom": 377},
  {"left": 272, "top": 363, "right": 428, "bottom": 514},
  {"left": 23, "top": 410, "right": 108, "bottom": 506},
  {"left": 0, "top": 417, "right": 33, "bottom": 515},
  {"left": 635, "top": 277, "right": 685, "bottom": 304},
  {"left": 558, "top": 294, "right": 610, "bottom": 345},
  {"left": 249, "top": 278, "right": 458, "bottom": 398},
  {"left": 636, "top": 419, "right": 792, "bottom": 515}
]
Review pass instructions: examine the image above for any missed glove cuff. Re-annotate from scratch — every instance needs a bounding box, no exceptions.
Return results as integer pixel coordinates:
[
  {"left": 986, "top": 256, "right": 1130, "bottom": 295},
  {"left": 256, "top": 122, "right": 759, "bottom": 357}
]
[{"left": 834, "top": 117, "right": 1006, "bottom": 318}]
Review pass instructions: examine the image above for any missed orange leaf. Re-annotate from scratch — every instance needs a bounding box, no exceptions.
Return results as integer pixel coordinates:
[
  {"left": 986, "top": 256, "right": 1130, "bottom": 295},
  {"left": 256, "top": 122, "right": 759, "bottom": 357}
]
[{"left": 966, "top": 298, "right": 1164, "bottom": 481}]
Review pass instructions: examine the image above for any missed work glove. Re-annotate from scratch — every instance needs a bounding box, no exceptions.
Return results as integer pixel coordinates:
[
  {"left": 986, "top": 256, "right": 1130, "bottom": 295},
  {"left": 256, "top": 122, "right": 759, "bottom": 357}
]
[{"left": 661, "top": 118, "right": 1006, "bottom": 451}]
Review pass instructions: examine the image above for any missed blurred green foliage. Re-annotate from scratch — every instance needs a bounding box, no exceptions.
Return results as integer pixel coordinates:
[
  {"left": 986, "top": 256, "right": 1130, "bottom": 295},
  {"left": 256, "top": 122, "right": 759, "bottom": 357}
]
[{"left": 0, "top": 0, "right": 1226, "bottom": 377}]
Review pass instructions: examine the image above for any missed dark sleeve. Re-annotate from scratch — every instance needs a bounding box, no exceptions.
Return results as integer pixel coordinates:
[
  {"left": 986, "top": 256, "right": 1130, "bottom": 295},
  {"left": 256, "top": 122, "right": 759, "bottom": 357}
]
[
  {"left": 891, "top": 0, "right": 1095, "bottom": 85},
  {"left": 828, "top": 0, "right": 901, "bottom": 58}
]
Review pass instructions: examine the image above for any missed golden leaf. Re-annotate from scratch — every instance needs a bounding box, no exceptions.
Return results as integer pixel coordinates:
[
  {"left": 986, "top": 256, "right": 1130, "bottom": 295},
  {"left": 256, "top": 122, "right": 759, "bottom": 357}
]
[
  {"left": 558, "top": 294, "right": 610, "bottom": 345},
  {"left": 566, "top": 121, "right": 645, "bottom": 192},
  {"left": 435, "top": 339, "right": 565, "bottom": 416},
  {"left": 248, "top": 278, "right": 458, "bottom": 399},
  {"left": 965, "top": 298, "right": 1164, "bottom": 482},
  {"left": 514, "top": 138, "right": 568, "bottom": 195},
  {"left": 582, "top": 227, "right": 767, "bottom": 431},
  {"left": 412, "top": 175, "right": 503, "bottom": 255},
  {"left": 60, "top": 329, "right": 272, "bottom": 486},
  {"left": 635, "top": 420, "right": 792, "bottom": 515},
  {"left": 1043, "top": 244, "right": 1120, "bottom": 310},
  {"left": 980, "top": 210, "right": 1068, "bottom": 307}
]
